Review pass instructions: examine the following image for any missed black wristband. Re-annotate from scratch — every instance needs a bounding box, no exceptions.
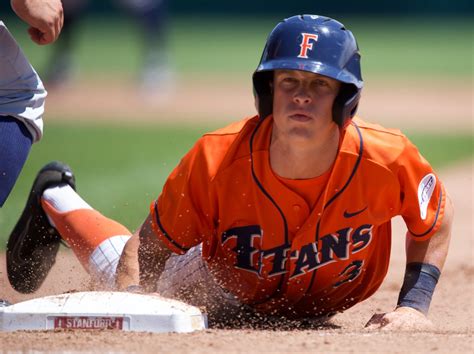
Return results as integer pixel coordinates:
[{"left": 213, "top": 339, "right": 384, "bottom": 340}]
[{"left": 397, "top": 262, "right": 441, "bottom": 315}]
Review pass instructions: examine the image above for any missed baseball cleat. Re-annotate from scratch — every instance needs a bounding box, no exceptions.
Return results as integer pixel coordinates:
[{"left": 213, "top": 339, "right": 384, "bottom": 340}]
[{"left": 6, "top": 161, "right": 76, "bottom": 294}]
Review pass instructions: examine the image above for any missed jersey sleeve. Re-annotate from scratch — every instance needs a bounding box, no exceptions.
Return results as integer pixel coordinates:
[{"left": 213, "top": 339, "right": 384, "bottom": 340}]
[
  {"left": 396, "top": 136, "right": 446, "bottom": 241},
  {"left": 149, "top": 138, "right": 215, "bottom": 254}
]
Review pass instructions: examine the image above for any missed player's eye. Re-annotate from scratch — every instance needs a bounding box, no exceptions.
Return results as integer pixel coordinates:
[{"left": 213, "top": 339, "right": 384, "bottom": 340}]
[
  {"left": 282, "top": 77, "right": 296, "bottom": 82},
  {"left": 314, "top": 79, "right": 329, "bottom": 87},
  {"left": 280, "top": 77, "right": 298, "bottom": 86}
]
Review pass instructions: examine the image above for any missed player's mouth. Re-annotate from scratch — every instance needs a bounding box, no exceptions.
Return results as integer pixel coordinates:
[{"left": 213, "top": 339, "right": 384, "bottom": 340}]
[{"left": 288, "top": 112, "right": 313, "bottom": 122}]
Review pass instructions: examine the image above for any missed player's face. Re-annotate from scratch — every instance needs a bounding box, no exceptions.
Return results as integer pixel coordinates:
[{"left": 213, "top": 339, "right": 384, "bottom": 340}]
[{"left": 272, "top": 70, "right": 341, "bottom": 141}]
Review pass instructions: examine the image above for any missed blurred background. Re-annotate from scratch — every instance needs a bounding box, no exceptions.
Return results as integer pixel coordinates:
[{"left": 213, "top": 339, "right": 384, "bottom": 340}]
[{"left": 0, "top": 0, "right": 472, "bottom": 241}]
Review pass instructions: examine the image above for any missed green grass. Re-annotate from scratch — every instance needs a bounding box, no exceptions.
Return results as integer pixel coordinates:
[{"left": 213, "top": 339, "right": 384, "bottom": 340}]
[
  {"left": 0, "top": 122, "right": 213, "bottom": 245},
  {"left": 346, "top": 17, "right": 473, "bottom": 78},
  {"left": 0, "top": 121, "right": 472, "bottom": 248},
  {"left": 4, "top": 15, "right": 472, "bottom": 79},
  {"left": 406, "top": 131, "right": 474, "bottom": 168}
]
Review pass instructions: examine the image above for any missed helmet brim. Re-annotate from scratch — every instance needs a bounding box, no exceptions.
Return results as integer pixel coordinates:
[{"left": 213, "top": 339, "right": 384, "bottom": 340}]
[{"left": 256, "top": 59, "right": 363, "bottom": 89}]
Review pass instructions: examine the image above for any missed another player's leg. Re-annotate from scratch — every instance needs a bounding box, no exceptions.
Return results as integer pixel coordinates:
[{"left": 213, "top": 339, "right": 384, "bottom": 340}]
[
  {"left": 119, "top": 0, "right": 173, "bottom": 91},
  {"left": 44, "top": 0, "right": 89, "bottom": 87},
  {"left": 1, "top": 20, "right": 46, "bottom": 304},
  {"left": 0, "top": 116, "right": 33, "bottom": 207},
  {"left": 0, "top": 21, "right": 46, "bottom": 207}
]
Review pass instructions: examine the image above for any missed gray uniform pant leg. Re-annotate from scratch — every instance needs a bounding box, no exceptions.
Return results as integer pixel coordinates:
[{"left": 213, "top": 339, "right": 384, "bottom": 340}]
[
  {"left": 156, "top": 244, "right": 243, "bottom": 318},
  {"left": 0, "top": 21, "right": 46, "bottom": 142}
]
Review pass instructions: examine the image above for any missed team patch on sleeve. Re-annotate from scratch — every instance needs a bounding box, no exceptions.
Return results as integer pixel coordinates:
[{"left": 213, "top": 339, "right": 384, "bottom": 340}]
[{"left": 417, "top": 173, "right": 436, "bottom": 220}]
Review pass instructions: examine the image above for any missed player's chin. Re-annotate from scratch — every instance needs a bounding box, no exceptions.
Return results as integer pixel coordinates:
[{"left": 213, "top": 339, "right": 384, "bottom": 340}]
[{"left": 287, "top": 126, "right": 314, "bottom": 140}]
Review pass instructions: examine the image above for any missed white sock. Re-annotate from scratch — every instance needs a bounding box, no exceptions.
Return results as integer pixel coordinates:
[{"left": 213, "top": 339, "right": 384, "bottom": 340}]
[{"left": 42, "top": 184, "right": 92, "bottom": 226}]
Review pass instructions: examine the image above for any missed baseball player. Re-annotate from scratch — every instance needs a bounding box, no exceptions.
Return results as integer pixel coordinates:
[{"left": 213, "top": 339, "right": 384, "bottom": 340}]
[
  {"left": 7, "top": 15, "right": 453, "bottom": 329},
  {"left": 1, "top": 0, "right": 63, "bottom": 307}
]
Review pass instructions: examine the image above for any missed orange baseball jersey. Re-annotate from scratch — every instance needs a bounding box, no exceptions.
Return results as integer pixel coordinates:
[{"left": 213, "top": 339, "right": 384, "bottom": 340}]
[{"left": 150, "top": 115, "right": 446, "bottom": 318}]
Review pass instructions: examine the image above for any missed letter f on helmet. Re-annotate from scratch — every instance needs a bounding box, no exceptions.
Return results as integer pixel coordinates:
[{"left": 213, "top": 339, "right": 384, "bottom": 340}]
[{"left": 298, "top": 33, "right": 318, "bottom": 58}]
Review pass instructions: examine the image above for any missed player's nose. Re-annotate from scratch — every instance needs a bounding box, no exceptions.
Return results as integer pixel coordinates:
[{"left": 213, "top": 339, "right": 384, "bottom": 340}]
[{"left": 293, "top": 88, "right": 311, "bottom": 104}]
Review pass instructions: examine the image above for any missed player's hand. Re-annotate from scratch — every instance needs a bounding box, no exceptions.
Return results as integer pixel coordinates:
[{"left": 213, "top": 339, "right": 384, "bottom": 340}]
[
  {"left": 11, "top": 0, "right": 64, "bottom": 45},
  {"left": 364, "top": 306, "right": 434, "bottom": 331}
]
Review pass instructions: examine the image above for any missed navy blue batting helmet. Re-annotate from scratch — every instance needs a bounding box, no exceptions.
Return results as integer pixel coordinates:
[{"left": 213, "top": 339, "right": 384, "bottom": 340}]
[{"left": 252, "top": 14, "right": 363, "bottom": 127}]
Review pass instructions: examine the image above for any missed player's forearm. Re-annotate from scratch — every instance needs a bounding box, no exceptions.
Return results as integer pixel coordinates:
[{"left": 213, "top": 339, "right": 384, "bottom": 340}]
[
  {"left": 405, "top": 193, "right": 453, "bottom": 270},
  {"left": 137, "top": 213, "right": 172, "bottom": 292},
  {"left": 398, "top": 193, "right": 454, "bottom": 314},
  {"left": 138, "top": 246, "right": 170, "bottom": 292}
]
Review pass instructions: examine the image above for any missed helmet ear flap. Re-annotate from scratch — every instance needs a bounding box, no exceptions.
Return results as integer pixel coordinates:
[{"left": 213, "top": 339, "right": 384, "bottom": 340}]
[
  {"left": 256, "top": 92, "right": 273, "bottom": 120},
  {"left": 253, "top": 71, "right": 274, "bottom": 119},
  {"left": 332, "top": 85, "right": 361, "bottom": 127}
]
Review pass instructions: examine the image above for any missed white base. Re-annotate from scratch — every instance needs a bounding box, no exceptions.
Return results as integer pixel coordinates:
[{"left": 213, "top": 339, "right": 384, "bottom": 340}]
[{"left": 0, "top": 291, "right": 207, "bottom": 333}]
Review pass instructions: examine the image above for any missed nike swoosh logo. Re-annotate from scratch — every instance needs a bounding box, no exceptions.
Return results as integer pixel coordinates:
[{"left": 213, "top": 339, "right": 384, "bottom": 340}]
[{"left": 343, "top": 206, "right": 367, "bottom": 218}]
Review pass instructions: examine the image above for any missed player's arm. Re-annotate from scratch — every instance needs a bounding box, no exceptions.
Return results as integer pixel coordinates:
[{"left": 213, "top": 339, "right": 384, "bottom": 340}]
[
  {"left": 116, "top": 137, "right": 212, "bottom": 291},
  {"left": 137, "top": 212, "right": 173, "bottom": 291},
  {"left": 366, "top": 192, "right": 454, "bottom": 330},
  {"left": 10, "top": 0, "right": 64, "bottom": 45},
  {"left": 115, "top": 213, "right": 172, "bottom": 291}
]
